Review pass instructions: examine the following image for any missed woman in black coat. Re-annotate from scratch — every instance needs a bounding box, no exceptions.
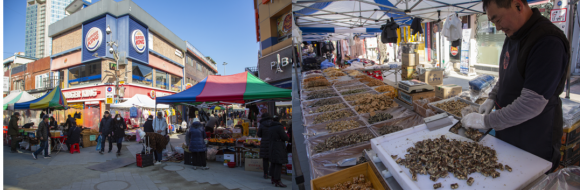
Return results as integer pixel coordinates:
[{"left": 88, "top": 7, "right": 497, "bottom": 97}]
[
  {"left": 143, "top": 115, "right": 154, "bottom": 132},
  {"left": 268, "top": 116, "right": 289, "bottom": 187},
  {"left": 257, "top": 113, "right": 273, "bottom": 179},
  {"left": 112, "top": 114, "right": 127, "bottom": 155},
  {"left": 65, "top": 120, "right": 81, "bottom": 151}
]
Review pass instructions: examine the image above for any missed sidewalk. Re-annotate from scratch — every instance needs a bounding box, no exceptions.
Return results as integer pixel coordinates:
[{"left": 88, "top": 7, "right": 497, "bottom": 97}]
[{"left": 4, "top": 133, "right": 291, "bottom": 190}]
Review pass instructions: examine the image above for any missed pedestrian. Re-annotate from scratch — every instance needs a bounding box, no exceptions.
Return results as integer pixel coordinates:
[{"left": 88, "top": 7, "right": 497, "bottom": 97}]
[
  {"left": 188, "top": 119, "right": 208, "bottom": 170},
  {"left": 268, "top": 116, "right": 289, "bottom": 187},
  {"left": 185, "top": 118, "right": 200, "bottom": 147},
  {"left": 113, "top": 114, "right": 127, "bottom": 155},
  {"left": 462, "top": 0, "right": 571, "bottom": 173},
  {"left": 205, "top": 114, "right": 218, "bottom": 134},
  {"left": 181, "top": 119, "right": 188, "bottom": 133},
  {"left": 65, "top": 117, "right": 81, "bottom": 151},
  {"left": 32, "top": 115, "right": 51, "bottom": 159},
  {"left": 143, "top": 115, "right": 154, "bottom": 132},
  {"left": 152, "top": 111, "right": 168, "bottom": 164},
  {"left": 257, "top": 113, "right": 273, "bottom": 179},
  {"left": 98, "top": 111, "right": 114, "bottom": 154},
  {"left": 8, "top": 112, "right": 21, "bottom": 153}
]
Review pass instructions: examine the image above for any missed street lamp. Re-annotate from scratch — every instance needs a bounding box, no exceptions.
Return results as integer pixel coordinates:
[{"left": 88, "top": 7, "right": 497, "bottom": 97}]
[{"left": 222, "top": 62, "right": 228, "bottom": 76}]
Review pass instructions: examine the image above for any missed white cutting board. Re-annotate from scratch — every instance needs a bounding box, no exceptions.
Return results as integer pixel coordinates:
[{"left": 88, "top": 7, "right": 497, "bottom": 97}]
[{"left": 371, "top": 117, "right": 552, "bottom": 190}]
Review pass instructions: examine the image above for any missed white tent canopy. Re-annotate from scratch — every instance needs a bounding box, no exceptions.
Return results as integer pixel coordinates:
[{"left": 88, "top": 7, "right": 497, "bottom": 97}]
[
  {"left": 3, "top": 91, "right": 37, "bottom": 110},
  {"left": 110, "top": 94, "right": 169, "bottom": 109}
]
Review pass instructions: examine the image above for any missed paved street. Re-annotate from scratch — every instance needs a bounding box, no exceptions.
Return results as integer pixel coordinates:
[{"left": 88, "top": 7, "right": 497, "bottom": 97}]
[{"left": 4, "top": 133, "right": 291, "bottom": 190}]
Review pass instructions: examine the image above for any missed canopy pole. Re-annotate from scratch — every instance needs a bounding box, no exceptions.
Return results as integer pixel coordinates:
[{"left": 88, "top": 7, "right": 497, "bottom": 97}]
[{"left": 566, "top": 2, "right": 578, "bottom": 99}]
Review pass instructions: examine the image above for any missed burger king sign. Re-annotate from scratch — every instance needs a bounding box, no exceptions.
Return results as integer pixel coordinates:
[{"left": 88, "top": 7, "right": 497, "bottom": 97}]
[
  {"left": 85, "top": 27, "right": 103, "bottom": 52},
  {"left": 132, "top": 29, "right": 146, "bottom": 53}
]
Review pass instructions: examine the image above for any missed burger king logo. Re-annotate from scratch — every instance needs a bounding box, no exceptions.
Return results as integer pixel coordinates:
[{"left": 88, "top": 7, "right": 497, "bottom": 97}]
[
  {"left": 450, "top": 46, "right": 459, "bottom": 56},
  {"left": 132, "top": 29, "right": 146, "bottom": 53},
  {"left": 85, "top": 27, "right": 103, "bottom": 52},
  {"left": 149, "top": 90, "right": 156, "bottom": 99}
]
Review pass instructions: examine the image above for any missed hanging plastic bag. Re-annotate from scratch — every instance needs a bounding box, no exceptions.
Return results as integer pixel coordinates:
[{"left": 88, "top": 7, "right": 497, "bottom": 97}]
[
  {"left": 96, "top": 135, "right": 102, "bottom": 151},
  {"left": 529, "top": 166, "right": 580, "bottom": 190}
]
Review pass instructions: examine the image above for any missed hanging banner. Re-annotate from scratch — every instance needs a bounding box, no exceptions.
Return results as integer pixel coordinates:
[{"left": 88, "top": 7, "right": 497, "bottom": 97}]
[{"left": 460, "top": 29, "right": 471, "bottom": 75}]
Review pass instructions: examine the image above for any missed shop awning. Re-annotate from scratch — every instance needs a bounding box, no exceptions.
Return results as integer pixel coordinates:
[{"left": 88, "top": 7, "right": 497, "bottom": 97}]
[
  {"left": 156, "top": 71, "right": 291, "bottom": 104},
  {"left": 11, "top": 86, "right": 68, "bottom": 110},
  {"left": 111, "top": 94, "right": 169, "bottom": 109},
  {"left": 3, "top": 91, "right": 37, "bottom": 110}
]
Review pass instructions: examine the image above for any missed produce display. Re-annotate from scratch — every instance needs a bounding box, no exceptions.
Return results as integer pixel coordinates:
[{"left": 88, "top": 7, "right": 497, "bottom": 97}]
[
  {"left": 308, "top": 98, "right": 342, "bottom": 108},
  {"left": 313, "top": 133, "right": 375, "bottom": 153},
  {"left": 208, "top": 138, "right": 236, "bottom": 145},
  {"left": 433, "top": 100, "right": 471, "bottom": 118},
  {"left": 359, "top": 77, "right": 384, "bottom": 87},
  {"left": 319, "top": 174, "right": 375, "bottom": 190},
  {"left": 314, "top": 110, "right": 355, "bottom": 124},
  {"left": 326, "top": 120, "right": 361, "bottom": 133},
  {"left": 393, "top": 135, "right": 509, "bottom": 188},
  {"left": 368, "top": 112, "right": 393, "bottom": 124},
  {"left": 310, "top": 103, "right": 347, "bottom": 114},
  {"left": 375, "top": 125, "right": 404, "bottom": 136},
  {"left": 353, "top": 94, "right": 395, "bottom": 113},
  {"left": 307, "top": 90, "right": 338, "bottom": 100},
  {"left": 374, "top": 85, "right": 395, "bottom": 93},
  {"left": 341, "top": 89, "right": 368, "bottom": 95}
]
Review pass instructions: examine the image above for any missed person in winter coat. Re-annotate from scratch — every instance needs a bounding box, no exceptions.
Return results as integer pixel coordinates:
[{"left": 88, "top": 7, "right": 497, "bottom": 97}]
[
  {"left": 8, "top": 112, "right": 21, "bottom": 153},
  {"left": 65, "top": 119, "right": 81, "bottom": 151},
  {"left": 205, "top": 114, "right": 218, "bottom": 133},
  {"left": 33, "top": 115, "right": 51, "bottom": 159},
  {"left": 268, "top": 116, "right": 289, "bottom": 187},
  {"left": 143, "top": 115, "right": 154, "bottom": 132},
  {"left": 257, "top": 113, "right": 273, "bottom": 179},
  {"left": 140, "top": 131, "right": 168, "bottom": 165},
  {"left": 152, "top": 112, "right": 168, "bottom": 136},
  {"left": 99, "top": 111, "right": 114, "bottom": 154},
  {"left": 188, "top": 120, "right": 208, "bottom": 170},
  {"left": 185, "top": 118, "right": 200, "bottom": 147},
  {"left": 112, "top": 114, "right": 127, "bottom": 155}
]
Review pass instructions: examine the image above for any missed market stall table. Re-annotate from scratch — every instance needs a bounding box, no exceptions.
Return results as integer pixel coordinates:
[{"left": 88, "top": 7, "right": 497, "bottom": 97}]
[{"left": 50, "top": 135, "right": 67, "bottom": 154}]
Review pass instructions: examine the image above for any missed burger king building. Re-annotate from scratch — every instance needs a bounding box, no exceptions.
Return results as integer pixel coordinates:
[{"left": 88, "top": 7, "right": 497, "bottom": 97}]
[{"left": 48, "top": 0, "right": 188, "bottom": 115}]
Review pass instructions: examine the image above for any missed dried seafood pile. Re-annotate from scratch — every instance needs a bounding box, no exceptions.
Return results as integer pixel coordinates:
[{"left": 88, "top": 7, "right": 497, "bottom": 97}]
[
  {"left": 376, "top": 125, "right": 404, "bottom": 136},
  {"left": 306, "top": 90, "right": 337, "bottom": 100},
  {"left": 319, "top": 174, "right": 375, "bottom": 190},
  {"left": 337, "top": 85, "right": 368, "bottom": 91},
  {"left": 326, "top": 120, "right": 360, "bottom": 133},
  {"left": 368, "top": 112, "right": 393, "bottom": 124},
  {"left": 341, "top": 89, "right": 368, "bottom": 95},
  {"left": 344, "top": 93, "right": 374, "bottom": 101},
  {"left": 347, "top": 70, "right": 365, "bottom": 77},
  {"left": 375, "top": 85, "right": 395, "bottom": 93},
  {"left": 311, "top": 103, "right": 347, "bottom": 114},
  {"left": 450, "top": 123, "right": 485, "bottom": 141},
  {"left": 313, "top": 133, "right": 374, "bottom": 153},
  {"left": 313, "top": 110, "right": 355, "bottom": 124},
  {"left": 353, "top": 94, "right": 395, "bottom": 113},
  {"left": 304, "top": 76, "right": 325, "bottom": 82},
  {"left": 323, "top": 68, "right": 339, "bottom": 73},
  {"left": 383, "top": 91, "right": 397, "bottom": 99},
  {"left": 305, "top": 79, "right": 331, "bottom": 89},
  {"left": 327, "top": 70, "right": 346, "bottom": 77},
  {"left": 462, "top": 97, "right": 488, "bottom": 105},
  {"left": 359, "top": 77, "right": 384, "bottom": 87},
  {"left": 433, "top": 100, "right": 470, "bottom": 117},
  {"left": 334, "top": 80, "right": 360, "bottom": 87},
  {"left": 393, "top": 135, "right": 510, "bottom": 188},
  {"left": 308, "top": 98, "right": 342, "bottom": 108},
  {"left": 304, "top": 86, "right": 332, "bottom": 91}
]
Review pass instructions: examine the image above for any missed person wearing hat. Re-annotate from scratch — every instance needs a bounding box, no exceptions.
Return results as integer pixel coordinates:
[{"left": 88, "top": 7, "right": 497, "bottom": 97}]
[
  {"left": 143, "top": 115, "right": 154, "bottom": 133},
  {"left": 98, "top": 111, "right": 114, "bottom": 154},
  {"left": 32, "top": 115, "right": 51, "bottom": 159},
  {"left": 8, "top": 112, "right": 22, "bottom": 153}
]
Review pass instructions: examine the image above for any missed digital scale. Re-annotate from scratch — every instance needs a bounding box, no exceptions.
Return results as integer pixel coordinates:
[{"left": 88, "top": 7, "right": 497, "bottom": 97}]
[{"left": 397, "top": 80, "right": 434, "bottom": 93}]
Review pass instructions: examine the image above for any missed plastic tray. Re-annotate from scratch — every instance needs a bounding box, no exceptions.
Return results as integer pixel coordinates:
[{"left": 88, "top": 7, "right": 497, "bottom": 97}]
[
  {"left": 359, "top": 106, "right": 418, "bottom": 126},
  {"left": 302, "top": 89, "right": 339, "bottom": 101},
  {"left": 343, "top": 91, "right": 379, "bottom": 103},
  {"left": 306, "top": 127, "right": 376, "bottom": 158},
  {"left": 333, "top": 80, "right": 363, "bottom": 87},
  {"left": 302, "top": 108, "right": 357, "bottom": 127},
  {"left": 304, "top": 116, "right": 367, "bottom": 137},
  {"left": 369, "top": 114, "right": 425, "bottom": 137},
  {"left": 428, "top": 97, "right": 480, "bottom": 120},
  {"left": 309, "top": 142, "right": 372, "bottom": 179},
  {"left": 302, "top": 102, "right": 349, "bottom": 116}
]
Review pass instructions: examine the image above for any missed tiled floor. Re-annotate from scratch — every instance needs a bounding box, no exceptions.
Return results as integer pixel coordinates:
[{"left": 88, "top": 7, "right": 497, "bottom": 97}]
[{"left": 53, "top": 171, "right": 160, "bottom": 190}]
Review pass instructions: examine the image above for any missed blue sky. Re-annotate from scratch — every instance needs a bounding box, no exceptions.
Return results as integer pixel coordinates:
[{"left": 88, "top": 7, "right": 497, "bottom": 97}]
[{"left": 3, "top": 0, "right": 259, "bottom": 75}]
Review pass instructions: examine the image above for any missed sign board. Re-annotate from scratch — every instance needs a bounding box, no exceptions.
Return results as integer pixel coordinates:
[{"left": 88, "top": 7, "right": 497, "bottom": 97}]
[
  {"left": 3, "top": 77, "right": 9, "bottom": 92},
  {"left": 105, "top": 94, "right": 114, "bottom": 104},
  {"left": 175, "top": 49, "right": 183, "bottom": 58},
  {"left": 460, "top": 29, "right": 471, "bottom": 75},
  {"left": 551, "top": 8, "right": 567, "bottom": 23},
  {"left": 85, "top": 27, "right": 103, "bottom": 52},
  {"left": 109, "top": 62, "right": 117, "bottom": 70},
  {"left": 106, "top": 86, "right": 115, "bottom": 95},
  {"left": 131, "top": 29, "right": 146, "bottom": 53},
  {"left": 63, "top": 89, "right": 98, "bottom": 99},
  {"left": 185, "top": 83, "right": 193, "bottom": 89}
]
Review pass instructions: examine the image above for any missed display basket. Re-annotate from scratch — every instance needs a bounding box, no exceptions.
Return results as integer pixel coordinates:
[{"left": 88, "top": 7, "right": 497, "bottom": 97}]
[
  {"left": 309, "top": 142, "right": 372, "bottom": 179},
  {"left": 302, "top": 108, "right": 357, "bottom": 127},
  {"left": 305, "top": 127, "right": 376, "bottom": 158},
  {"left": 359, "top": 106, "right": 418, "bottom": 126},
  {"left": 369, "top": 114, "right": 425, "bottom": 137},
  {"left": 304, "top": 116, "right": 366, "bottom": 137},
  {"left": 311, "top": 162, "right": 385, "bottom": 190},
  {"left": 302, "top": 103, "right": 349, "bottom": 116}
]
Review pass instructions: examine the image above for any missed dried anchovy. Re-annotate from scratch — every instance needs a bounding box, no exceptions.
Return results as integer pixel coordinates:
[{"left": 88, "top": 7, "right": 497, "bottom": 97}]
[
  {"left": 433, "top": 183, "right": 442, "bottom": 189},
  {"left": 313, "top": 133, "right": 374, "bottom": 153},
  {"left": 344, "top": 93, "right": 374, "bottom": 102},
  {"left": 337, "top": 85, "right": 368, "bottom": 91},
  {"left": 313, "top": 110, "right": 354, "bottom": 124},
  {"left": 375, "top": 85, "right": 395, "bottom": 93},
  {"left": 304, "top": 76, "right": 325, "bottom": 82},
  {"left": 465, "top": 128, "right": 484, "bottom": 141},
  {"left": 359, "top": 77, "right": 384, "bottom": 87},
  {"left": 433, "top": 100, "right": 471, "bottom": 118},
  {"left": 320, "top": 174, "right": 375, "bottom": 190},
  {"left": 304, "top": 79, "right": 331, "bottom": 88},
  {"left": 306, "top": 90, "right": 337, "bottom": 100},
  {"left": 341, "top": 89, "right": 368, "bottom": 95},
  {"left": 450, "top": 123, "right": 462, "bottom": 134},
  {"left": 354, "top": 94, "right": 395, "bottom": 113},
  {"left": 334, "top": 80, "right": 360, "bottom": 87},
  {"left": 462, "top": 97, "right": 488, "bottom": 105},
  {"left": 505, "top": 165, "right": 512, "bottom": 172},
  {"left": 303, "top": 86, "right": 332, "bottom": 91},
  {"left": 450, "top": 183, "right": 459, "bottom": 189},
  {"left": 395, "top": 135, "right": 506, "bottom": 183},
  {"left": 467, "top": 177, "right": 474, "bottom": 186},
  {"left": 368, "top": 112, "right": 394, "bottom": 124},
  {"left": 309, "top": 98, "right": 342, "bottom": 108},
  {"left": 376, "top": 125, "right": 404, "bottom": 136},
  {"left": 311, "top": 103, "right": 347, "bottom": 114},
  {"left": 326, "top": 120, "right": 360, "bottom": 133},
  {"left": 326, "top": 70, "right": 346, "bottom": 77},
  {"left": 356, "top": 156, "right": 367, "bottom": 165}
]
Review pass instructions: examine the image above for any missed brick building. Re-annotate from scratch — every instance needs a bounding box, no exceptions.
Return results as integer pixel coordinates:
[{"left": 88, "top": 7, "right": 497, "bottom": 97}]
[
  {"left": 184, "top": 41, "right": 218, "bottom": 87},
  {"left": 3, "top": 54, "right": 37, "bottom": 97}
]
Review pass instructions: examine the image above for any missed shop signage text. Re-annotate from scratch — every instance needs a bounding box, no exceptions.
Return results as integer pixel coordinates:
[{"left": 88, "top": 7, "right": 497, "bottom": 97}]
[
  {"left": 64, "top": 89, "right": 99, "bottom": 99},
  {"left": 85, "top": 27, "right": 103, "bottom": 52},
  {"left": 270, "top": 54, "right": 291, "bottom": 73},
  {"left": 132, "top": 29, "right": 146, "bottom": 53}
]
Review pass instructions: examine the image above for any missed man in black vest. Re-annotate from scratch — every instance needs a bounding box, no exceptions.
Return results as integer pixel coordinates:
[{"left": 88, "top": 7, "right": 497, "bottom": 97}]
[{"left": 462, "top": 0, "right": 569, "bottom": 173}]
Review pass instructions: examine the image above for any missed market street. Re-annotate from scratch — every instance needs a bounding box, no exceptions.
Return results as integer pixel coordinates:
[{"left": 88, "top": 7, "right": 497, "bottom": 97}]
[{"left": 4, "top": 133, "right": 291, "bottom": 190}]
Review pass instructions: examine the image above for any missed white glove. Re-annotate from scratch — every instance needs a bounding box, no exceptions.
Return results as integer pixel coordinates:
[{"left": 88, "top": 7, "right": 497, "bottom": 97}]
[
  {"left": 461, "top": 113, "right": 489, "bottom": 130},
  {"left": 478, "top": 99, "right": 495, "bottom": 115}
]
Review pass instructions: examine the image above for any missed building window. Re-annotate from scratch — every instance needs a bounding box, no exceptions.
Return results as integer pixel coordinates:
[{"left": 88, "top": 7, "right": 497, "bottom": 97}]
[
  {"left": 186, "top": 56, "right": 194, "bottom": 67},
  {"left": 196, "top": 61, "right": 201, "bottom": 71},
  {"left": 155, "top": 70, "right": 168, "bottom": 90},
  {"left": 170, "top": 74, "right": 182, "bottom": 92},
  {"left": 132, "top": 62, "right": 153, "bottom": 86},
  {"left": 68, "top": 62, "right": 101, "bottom": 87},
  {"left": 14, "top": 80, "right": 25, "bottom": 91}
]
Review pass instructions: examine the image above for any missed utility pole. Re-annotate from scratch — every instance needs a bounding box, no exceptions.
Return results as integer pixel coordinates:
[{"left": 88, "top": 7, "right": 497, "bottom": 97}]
[{"left": 94, "top": 25, "right": 131, "bottom": 104}]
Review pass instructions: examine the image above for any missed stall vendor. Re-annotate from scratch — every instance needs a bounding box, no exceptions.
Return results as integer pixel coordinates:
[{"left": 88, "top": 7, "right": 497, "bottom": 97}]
[
  {"left": 8, "top": 112, "right": 21, "bottom": 153},
  {"left": 462, "top": 0, "right": 570, "bottom": 173}
]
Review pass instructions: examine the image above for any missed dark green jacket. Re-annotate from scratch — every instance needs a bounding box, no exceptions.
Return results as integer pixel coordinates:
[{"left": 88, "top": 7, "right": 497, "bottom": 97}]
[
  {"left": 36, "top": 121, "right": 49, "bottom": 140},
  {"left": 7, "top": 115, "right": 19, "bottom": 136}
]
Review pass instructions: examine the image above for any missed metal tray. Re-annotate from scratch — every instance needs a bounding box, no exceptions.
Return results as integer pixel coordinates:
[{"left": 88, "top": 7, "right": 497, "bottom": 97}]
[{"left": 428, "top": 97, "right": 479, "bottom": 120}]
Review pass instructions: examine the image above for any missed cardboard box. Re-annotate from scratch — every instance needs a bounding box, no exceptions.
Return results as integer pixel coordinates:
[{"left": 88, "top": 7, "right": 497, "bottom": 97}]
[
  {"left": 398, "top": 90, "right": 436, "bottom": 105},
  {"left": 245, "top": 158, "right": 264, "bottom": 172},
  {"left": 311, "top": 163, "right": 385, "bottom": 190},
  {"left": 419, "top": 70, "right": 444, "bottom": 86},
  {"left": 435, "top": 84, "right": 462, "bottom": 99},
  {"left": 402, "top": 53, "right": 419, "bottom": 67},
  {"left": 400, "top": 66, "right": 416, "bottom": 79},
  {"left": 224, "top": 154, "right": 235, "bottom": 163}
]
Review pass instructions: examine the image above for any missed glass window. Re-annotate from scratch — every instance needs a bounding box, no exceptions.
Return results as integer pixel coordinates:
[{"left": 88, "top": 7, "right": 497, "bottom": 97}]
[
  {"left": 68, "top": 62, "right": 101, "bottom": 87},
  {"left": 475, "top": 14, "right": 505, "bottom": 66},
  {"left": 155, "top": 70, "right": 168, "bottom": 89},
  {"left": 170, "top": 74, "right": 182, "bottom": 92},
  {"left": 132, "top": 62, "right": 153, "bottom": 86},
  {"left": 196, "top": 61, "right": 201, "bottom": 71}
]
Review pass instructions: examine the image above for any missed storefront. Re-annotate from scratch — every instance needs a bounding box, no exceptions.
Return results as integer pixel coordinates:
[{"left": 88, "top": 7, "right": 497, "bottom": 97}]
[{"left": 257, "top": 45, "right": 293, "bottom": 89}]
